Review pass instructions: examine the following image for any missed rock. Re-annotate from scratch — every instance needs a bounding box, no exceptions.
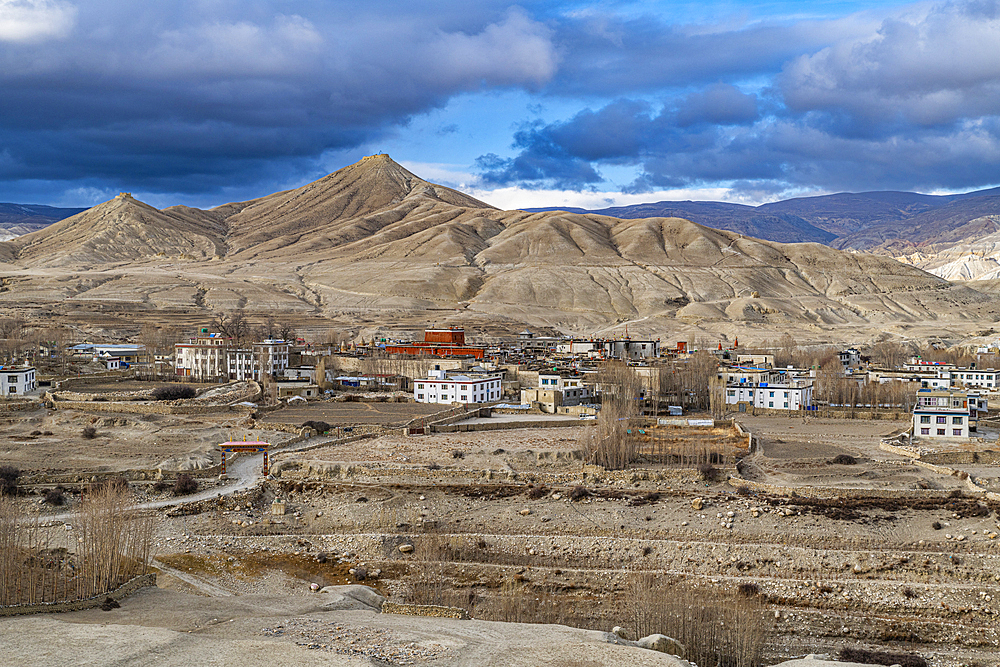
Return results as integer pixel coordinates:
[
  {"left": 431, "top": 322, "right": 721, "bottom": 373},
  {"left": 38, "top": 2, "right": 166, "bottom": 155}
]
[
  {"left": 552, "top": 493, "right": 562, "bottom": 500},
  {"left": 637, "top": 634, "right": 685, "bottom": 657},
  {"left": 519, "top": 508, "right": 531, "bottom": 516},
  {"left": 612, "top": 626, "right": 630, "bottom": 640},
  {"left": 691, "top": 498, "right": 703, "bottom": 510},
  {"left": 399, "top": 544, "right": 414, "bottom": 553},
  {"left": 310, "top": 582, "right": 319, "bottom": 591}
]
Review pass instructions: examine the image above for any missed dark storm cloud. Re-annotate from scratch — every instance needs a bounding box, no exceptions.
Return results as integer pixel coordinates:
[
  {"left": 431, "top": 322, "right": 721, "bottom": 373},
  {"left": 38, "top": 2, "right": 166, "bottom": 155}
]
[
  {"left": 0, "top": 1, "right": 557, "bottom": 200},
  {"left": 478, "top": 1, "right": 1000, "bottom": 197}
]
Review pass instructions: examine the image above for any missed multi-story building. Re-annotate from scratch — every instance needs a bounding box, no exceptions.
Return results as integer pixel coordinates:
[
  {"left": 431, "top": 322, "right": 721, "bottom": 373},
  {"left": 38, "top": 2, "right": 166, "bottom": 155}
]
[
  {"left": 913, "top": 389, "right": 975, "bottom": 439},
  {"left": 226, "top": 340, "right": 290, "bottom": 381},
  {"left": 175, "top": 332, "right": 230, "bottom": 381},
  {"left": 723, "top": 380, "right": 814, "bottom": 411},
  {"left": 414, "top": 368, "right": 502, "bottom": 405},
  {"left": 947, "top": 368, "right": 1000, "bottom": 390},
  {"left": 0, "top": 365, "right": 36, "bottom": 395},
  {"left": 521, "top": 373, "right": 594, "bottom": 413}
]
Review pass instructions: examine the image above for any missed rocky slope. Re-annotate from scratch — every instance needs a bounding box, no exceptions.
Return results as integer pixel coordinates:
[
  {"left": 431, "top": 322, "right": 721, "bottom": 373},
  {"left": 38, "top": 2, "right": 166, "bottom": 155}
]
[{"left": 1, "top": 156, "right": 997, "bottom": 338}]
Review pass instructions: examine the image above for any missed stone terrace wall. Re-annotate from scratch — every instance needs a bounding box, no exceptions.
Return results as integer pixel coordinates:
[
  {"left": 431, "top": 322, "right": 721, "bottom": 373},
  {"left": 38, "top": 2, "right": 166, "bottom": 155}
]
[
  {"left": 282, "top": 460, "right": 706, "bottom": 488},
  {"left": 381, "top": 602, "right": 469, "bottom": 620},
  {"left": 0, "top": 573, "right": 156, "bottom": 617}
]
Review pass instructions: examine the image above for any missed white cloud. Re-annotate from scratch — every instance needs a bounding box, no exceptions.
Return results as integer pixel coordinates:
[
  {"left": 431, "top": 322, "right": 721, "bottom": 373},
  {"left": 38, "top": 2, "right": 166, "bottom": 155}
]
[
  {"left": 0, "top": 0, "right": 75, "bottom": 42},
  {"left": 466, "top": 185, "right": 768, "bottom": 211}
]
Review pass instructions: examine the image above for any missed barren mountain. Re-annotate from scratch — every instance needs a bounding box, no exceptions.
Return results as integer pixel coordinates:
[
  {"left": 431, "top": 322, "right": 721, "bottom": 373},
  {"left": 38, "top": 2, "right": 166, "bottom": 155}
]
[
  {"left": 1, "top": 156, "right": 997, "bottom": 340},
  {"left": 7, "top": 193, "right": 226, "bottom": 266}
]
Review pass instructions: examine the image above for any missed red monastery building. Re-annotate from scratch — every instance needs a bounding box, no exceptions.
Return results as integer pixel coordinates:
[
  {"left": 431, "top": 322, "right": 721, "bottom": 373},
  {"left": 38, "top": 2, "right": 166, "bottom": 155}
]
[{"left": 383, "top": 328, "right": 485, "bottom": 359}]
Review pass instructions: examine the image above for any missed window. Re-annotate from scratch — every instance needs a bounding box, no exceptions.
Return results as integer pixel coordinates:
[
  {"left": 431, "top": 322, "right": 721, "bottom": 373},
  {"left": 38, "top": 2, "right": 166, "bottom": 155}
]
[
  {"left": 768, "top": 401, "right": 773, "bottom": 407},
  {"left": 461, "top": 385, "right": 468, "bottom": 390},
  {"left": 920, "top": 416, "right": 930, "bottom": 424},
  {"left": 784, "top": 402, "right": 789, "bottom": 408},
  {"left": 936, "top": 416, "right": 947, "bottom": 424},
  {"left": 953, "top": 416, "right": 963, "bottom": 424},
  {"left": 937, "top": 428, "right": 945, "bottom": 435},
  {"left": 953, "top": 429, "right": 963, "bottom": 436},
  {"left": 727, "top": 390, "right": 735, "bottom": 397},
  {"left": 417, "top": 383, "right": 424, "bottom": 389},
  {"left": 417, "top": 394, "right": 424, "bottom": 400},
  {"left": 461, "top": 395, "right": 467, "bottom": 401},
  {"left": 920, "top": 428, "right": 930, "bottom": 435}
]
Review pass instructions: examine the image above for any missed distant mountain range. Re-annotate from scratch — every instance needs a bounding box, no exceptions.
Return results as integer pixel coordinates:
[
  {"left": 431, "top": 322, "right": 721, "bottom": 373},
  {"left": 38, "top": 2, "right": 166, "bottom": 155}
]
[
  {"left": 1, "top": 155, "right": 996, "bottom": 341},
  {"left": 526, "top": 188, "right": 1000, "bottom": 280},
  {"left": 0, "top": 203, "right": 87, "bottom": 241}
]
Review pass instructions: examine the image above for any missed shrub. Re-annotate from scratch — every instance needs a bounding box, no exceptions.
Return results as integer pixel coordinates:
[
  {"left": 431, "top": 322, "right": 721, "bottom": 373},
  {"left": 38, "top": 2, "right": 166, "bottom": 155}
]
[
  {"left": 568, "top": 486, "right": 591, "bottom": 501},
  {"left": 82, "top": 426, "right": 98, "bottom": 439},
  {"left": 736, "top": 485, "right": 751, "bottom": 497},
  {"left": 931, "top": 521, "right": 943, "bottom": 530},
  {"left": 87, "top": 476, "right": 129, "bottom": 494},
  {"left": 451, "top": 449, "right": 464, "bottom": 459},
  {"left": 0, "top": 465, "right": 19, "bottom": 496},
  {"left": 302, "top": 420, "right": 332, "bottom": 433},
  {"left": 697, "top": 463, "right": 720, "bottom": 482},
  {"left": 903, "top": 587, "right": 917, "bottom": 599},
  {"left": 44, "top": 488, "right": 65, "bottom": 506},
  {"left": 30, "top": 430, "right": 41, "bottom": 436},
  {"left": 151, "top": 385, "right": 196, "bottom": 401},
  {"left": 526, "top": 485, "right": 549, "bottom": 500},
  {"left": 42, "top": 431, "right": 53, "bottom": 436},
  {"left": 173, "top": 474, "right": 198, "bottom": 495},
  {"left": 737, "top": 582, "right": 760, "bottom": 598},
  {"left": 830, "top": 454, "right": 858, "bottom": 465},
  {"left": 838, "top": 647, "right": 927, "bottom": 667},
  {"left": 152, "top": 480, "right": 171, "bottom": 493}
]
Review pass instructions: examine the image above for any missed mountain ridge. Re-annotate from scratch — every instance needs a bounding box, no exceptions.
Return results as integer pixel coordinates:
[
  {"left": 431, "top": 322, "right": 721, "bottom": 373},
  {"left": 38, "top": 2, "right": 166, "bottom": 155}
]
[{"left": 1, "top": 156, "right": 997, "bottom": 339}]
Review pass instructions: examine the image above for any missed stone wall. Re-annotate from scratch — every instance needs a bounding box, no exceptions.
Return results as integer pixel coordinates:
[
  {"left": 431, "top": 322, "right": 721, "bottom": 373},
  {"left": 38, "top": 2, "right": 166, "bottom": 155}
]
[
  {"left": 48, "top": 399, "right": 253, "bottom": 416},
  {"left": 283, "top": 459, "right": 705, "bottom": 487},
  {"left": 728, "top": 475, "right": 947, "bottom": 500},
  {"left": 0, "top": 573, "right": 156, "bottom": 617},
  {"left": 431, "top": 418, "right": 589, "bottom": 433},
  {"left": 381, "top": 601, "right": 469, "bottom": 620}
]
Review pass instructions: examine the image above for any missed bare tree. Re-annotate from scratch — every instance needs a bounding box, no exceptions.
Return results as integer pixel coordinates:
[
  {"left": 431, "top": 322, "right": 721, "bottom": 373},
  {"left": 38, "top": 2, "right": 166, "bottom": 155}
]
[{"left": 214, "top": 310, "right": 251, "bottom": 347}]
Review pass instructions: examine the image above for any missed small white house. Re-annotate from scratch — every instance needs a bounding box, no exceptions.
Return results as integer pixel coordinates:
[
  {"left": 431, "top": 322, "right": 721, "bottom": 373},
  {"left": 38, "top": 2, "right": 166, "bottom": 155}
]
[
  {"left": 913, "top": 389, "right": 972, "bottom": 439},
  {"left": 0, "top": 366, "right": 37, "bottom": 395},
  {"left": 536, "top": 373, "right": 592, "bottom": 405},
  {"left": 414, "top": 369, "right": 502, "bottom": 405}
]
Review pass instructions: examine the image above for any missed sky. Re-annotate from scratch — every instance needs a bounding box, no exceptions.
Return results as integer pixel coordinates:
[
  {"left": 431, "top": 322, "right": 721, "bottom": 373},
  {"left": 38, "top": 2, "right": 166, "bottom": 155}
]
[{"left": 3, "top": 0, "right": 1000, "bottom": 210}]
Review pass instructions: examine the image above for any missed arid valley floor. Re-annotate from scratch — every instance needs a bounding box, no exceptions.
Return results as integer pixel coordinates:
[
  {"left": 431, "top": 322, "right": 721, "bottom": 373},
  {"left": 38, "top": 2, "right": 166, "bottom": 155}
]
[{"left": 2, "top": 385, "right": 999, "bottom": 666}]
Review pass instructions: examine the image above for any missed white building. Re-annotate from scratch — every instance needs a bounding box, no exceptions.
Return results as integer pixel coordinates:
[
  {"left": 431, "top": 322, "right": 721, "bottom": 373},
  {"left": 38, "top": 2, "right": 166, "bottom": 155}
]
[
  {"left": 724, "top": 380, "right": 814, "bottom": 411},
  {"left": 226, "top": 340, "right": 290, "bottom": 381},
  {"left": 536, "top": 373, "right": 592, "bottom": 405},
  {"left": 948, "top": 368, "right": 999, "bottom": 390},
  {"left": 913, "top": 389, "right": 974, "bottom": 439},
  {"left": 0, "top": 366, "right": 36, "bottom": 395},
  {"left": 175, "top": 333, "right": 230, "bottom": 381},
  {"left": 414, "top": 369, "right": 502, "bottom": 405}
]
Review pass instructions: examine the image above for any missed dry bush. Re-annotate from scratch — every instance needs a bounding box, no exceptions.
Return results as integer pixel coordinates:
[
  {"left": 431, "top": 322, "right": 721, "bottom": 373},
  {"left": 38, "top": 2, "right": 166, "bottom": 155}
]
[
  {"left": 626, "top": 576, "right": 768, "bottom": 667},
  {"left": 830, "top": 454, "right": 858, "bottom": 465},
  {"left": 838, "top": 647, "right": 927, "bottom": 667},
  {"left": 81, "top": 426, "right": 97, "bottom": 440},
  {"left": 302, "top": 420, "right": 331, "bottom": 433},
  {"left": 151, "top": 385, "right": 196, "bottom": 401},
  {"left": 44, "top": 488, "right": 65, "bottom": 506},
  {"left": 697, "top": 463, "right": 720, "bottom": 482},
  {"left": 526, "top": 484, "right": 548, "bottom": 500},
  {"left": 0, "top": 465, "right": 19, "bottom": 496},
  {"left": 173, "top": 474, "right": 198, "bottom": 495}
]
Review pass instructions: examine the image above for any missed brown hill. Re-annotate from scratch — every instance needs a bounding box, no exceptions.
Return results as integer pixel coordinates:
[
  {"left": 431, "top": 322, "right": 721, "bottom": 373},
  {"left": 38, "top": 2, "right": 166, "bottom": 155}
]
[
  {"left": 6, "top": 193, "right": 226, "bottom": 266},
  {"left": 0, "top": 157, "right": 996, "bottom": 340}
]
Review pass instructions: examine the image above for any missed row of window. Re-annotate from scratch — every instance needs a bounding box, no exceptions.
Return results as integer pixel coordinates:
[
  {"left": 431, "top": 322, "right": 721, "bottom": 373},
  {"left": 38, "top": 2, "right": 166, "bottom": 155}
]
[
  {"left": 919, "top": 415, "right": 963, "bottom": 424},
  {"left": 920, "top": 428, "right": 963, "bottom": 436}
]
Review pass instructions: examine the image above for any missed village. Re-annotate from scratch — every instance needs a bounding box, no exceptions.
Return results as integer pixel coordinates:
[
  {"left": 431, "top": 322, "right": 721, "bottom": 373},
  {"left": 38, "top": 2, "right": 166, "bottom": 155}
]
[{"left": 1, "top": 321, "right": 1000, "bottom": 667}]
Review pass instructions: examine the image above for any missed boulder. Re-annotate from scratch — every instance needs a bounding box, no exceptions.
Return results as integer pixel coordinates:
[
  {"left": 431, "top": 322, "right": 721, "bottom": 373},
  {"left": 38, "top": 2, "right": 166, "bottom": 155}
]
[
  {"left": 637, "top": 634, "right": 685, "bottom": 657},
  {"left": 611, "top": 626, "right": 630, "bottom": 640},
  {"left": 399, "top": 543, "right": 414, "bottom": 553}
]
